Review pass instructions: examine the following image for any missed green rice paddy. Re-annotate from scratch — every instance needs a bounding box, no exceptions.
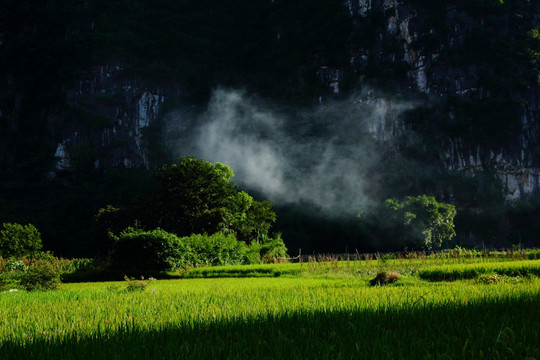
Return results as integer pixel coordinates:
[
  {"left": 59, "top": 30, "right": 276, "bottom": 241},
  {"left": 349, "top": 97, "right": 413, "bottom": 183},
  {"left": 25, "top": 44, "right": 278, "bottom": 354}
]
[{"left": 1, "top": 255, "right": 540, "bottom": 359}]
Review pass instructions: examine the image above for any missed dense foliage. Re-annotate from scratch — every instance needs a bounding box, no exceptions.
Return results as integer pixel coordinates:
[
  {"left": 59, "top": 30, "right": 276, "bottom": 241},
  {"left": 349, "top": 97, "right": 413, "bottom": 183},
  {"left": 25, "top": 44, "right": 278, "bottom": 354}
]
[
  {"left": 181, "top": 233, "right": 249, "bottom": 268},
  {"left": 111, "top": 228, "right": 288, "bottom": 275},
  {"left": 0, "top": 223, "right": 43, "bottom": 258},
  {"left": 111, "top": 228, "right": 186, "bottom": 274},
  {"left": 18, "top": 260, "right": 62, "bottom": 291},
  {"left": 100, "top": 157, "right": 277, "bottom": 244},
  {"left": 382, "top": 195, "right": 457, "bottom": 250},
  {"left": 0, "top": 257, "right": 62, "bottom": 291}
]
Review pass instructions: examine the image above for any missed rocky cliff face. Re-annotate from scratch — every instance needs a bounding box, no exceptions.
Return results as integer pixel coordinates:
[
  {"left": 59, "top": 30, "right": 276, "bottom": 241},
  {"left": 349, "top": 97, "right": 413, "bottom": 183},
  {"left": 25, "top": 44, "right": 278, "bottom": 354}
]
[
  {"left": 52, "top": 65, "right": 168, "bottom": 171},
  {"left": 2, "top": 0, "right": 540, "bottom": 254},
  {"left": 341, "top": 0, "right": 540, "bottom": 201},
  {"left": 3, "top": 0, "right": 538, "bottom": 202}
]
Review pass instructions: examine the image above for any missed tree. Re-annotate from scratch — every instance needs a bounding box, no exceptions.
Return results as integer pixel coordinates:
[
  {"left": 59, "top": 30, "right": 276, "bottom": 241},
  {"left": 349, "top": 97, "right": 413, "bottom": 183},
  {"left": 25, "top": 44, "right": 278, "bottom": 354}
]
[
  {"left": 148, "top": 156, "right": 238, "bottom": 236},
  {"left": 383, "top": 195, "right": 456, "bottom": 250},
  {"left": 225, "top": 196, "right": 276, "bottom": 243},
  {"left": 98, "top": 156, "right": 277, "bottom": 243},
  {"left": 0, "top": 223, "right": 43, "bottom": 258}
]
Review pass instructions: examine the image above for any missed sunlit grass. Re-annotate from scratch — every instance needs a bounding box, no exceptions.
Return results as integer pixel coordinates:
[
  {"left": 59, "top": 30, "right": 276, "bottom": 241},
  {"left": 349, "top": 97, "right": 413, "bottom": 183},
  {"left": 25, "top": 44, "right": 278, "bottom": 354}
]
[
  {"left": 3, "top": 253, "right": 540, "bottom": 358},
  {"left": 1, "top": 273, "right": 540, "bottom": 359},
  {"left": 173, "top": 249, "right": 540, "bottom": 279},
  {"left": 419, "top": 259, "right": 540, "bottom": 281}
]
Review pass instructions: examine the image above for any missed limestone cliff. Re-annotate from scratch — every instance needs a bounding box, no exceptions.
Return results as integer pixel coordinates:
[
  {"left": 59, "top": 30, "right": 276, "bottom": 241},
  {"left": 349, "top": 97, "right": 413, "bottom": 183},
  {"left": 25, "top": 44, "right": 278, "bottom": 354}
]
[
  {"left": 1, "top": 0, "right": 539, "bottom": 202},
  {"left": 341, "top": 0, "right": 540, "bottom": 201},
  {"left": 55, "top": 65, "right": 166, "bottom": 170}
]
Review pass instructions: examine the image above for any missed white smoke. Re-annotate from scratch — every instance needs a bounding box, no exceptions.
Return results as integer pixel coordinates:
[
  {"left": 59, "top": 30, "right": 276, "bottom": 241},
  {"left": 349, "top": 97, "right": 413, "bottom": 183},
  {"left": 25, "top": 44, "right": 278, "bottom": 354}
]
[{"left": 188, "top": 88, "right": 416, "bottom": 216}]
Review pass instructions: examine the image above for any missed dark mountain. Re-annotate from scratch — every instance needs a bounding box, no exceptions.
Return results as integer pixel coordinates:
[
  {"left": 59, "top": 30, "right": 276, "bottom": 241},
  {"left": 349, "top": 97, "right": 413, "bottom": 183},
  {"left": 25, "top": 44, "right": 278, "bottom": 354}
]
[{"left": 1, "top": 0, "right": 539, "bottom": 255}]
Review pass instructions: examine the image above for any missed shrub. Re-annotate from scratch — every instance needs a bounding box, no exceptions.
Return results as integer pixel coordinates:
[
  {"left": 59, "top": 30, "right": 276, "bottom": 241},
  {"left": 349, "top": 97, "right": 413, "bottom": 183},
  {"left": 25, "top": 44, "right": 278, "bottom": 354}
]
[
  {"left": 19, "top": 259, "right": 62, "bottom": 291},
  {"left": 0, "top": 223, "right": 43, "bottom": 258},
  {"left": 112, "top": 228, "right": 187, "bottom": 275},
  {"left": 244, "top": 242, "right": 263, "bottom": 265},
  {"left": 124, "top": 275, "right": 154, "bottom": 292},
  {"left": 60, "top": 258, "right": 98, "bottom": 274},
  {"left": 5, "top": 259, "right": 27, "bottom": 272},
  {"left": 1, "top": 259, "right": 25, "bottom": 291},
  {"left": 182, "top": 233, "right": 248, "bottom": 267},
  {"left": 251, "top": 233, "right": 288, "bottom": 263},
  {"left": 369, "top": 271, "right": 402, "bottom": 286},
  {"left": 476, "top": 273, "right": 508, "bottom": 285},
  {"left": 112, "top": 228, "right": 287, "bottom": 274},
  {"left": 0, "top": 271, "right": 23, "bottom": 291}
]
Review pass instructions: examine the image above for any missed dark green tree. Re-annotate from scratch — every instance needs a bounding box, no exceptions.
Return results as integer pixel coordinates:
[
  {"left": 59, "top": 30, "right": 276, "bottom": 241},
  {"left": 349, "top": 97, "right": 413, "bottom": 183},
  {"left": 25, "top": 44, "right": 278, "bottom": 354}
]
[
  {"left": 382, "top": 195, "right": 457, "bottom": 250},
  {"left": 98, "top": 156, "right": 277, "bottom": 243},
  {"left": 0, "top": 223, "right": 43, "bottom": 258},
  {"left": 148, "top": 156, "right": 238, "bottom": 236}
]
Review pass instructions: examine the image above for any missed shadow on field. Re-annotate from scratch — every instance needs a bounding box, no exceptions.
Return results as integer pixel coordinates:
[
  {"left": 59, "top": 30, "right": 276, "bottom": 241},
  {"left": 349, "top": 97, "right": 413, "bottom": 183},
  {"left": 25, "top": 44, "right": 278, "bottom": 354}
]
[
  {"left": 61, "top": 269, "right": 125, "bottom": 283},
  {"left": 62, "top": 266, "right": 296, "bottom": 282},
  {"left": 2, "top": 297, "right": 539, "bottom": 359},
  {"left": 62, "top": 270, "right": 183, "bottom": 283}
]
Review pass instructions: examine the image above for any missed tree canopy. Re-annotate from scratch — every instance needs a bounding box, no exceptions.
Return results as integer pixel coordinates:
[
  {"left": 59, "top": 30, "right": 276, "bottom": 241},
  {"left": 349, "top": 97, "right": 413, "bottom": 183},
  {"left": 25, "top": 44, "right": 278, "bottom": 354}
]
[
  {"left": 98, "top": 156, "right": 277, "bottom": 244},
  {"left": 382, "top": 195, "right": 457, "bottom": 250},
  {"left": 0, "top": 223, "right": 43, "bottom": 258}
]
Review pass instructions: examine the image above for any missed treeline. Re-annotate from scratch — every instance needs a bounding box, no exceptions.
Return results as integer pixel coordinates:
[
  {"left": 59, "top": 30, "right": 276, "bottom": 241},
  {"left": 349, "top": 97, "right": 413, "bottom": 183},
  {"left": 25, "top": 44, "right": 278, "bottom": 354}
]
[
  {"left": 2, "top": 158, "right": 540, "bottom": 257},
  {"left": 0, "top": 157, "right": 289, "bottom": 288}
]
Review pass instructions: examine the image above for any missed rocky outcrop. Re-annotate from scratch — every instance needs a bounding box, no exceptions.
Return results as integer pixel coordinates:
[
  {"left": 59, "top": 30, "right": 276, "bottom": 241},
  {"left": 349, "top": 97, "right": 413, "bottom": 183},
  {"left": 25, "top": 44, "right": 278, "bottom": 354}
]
[
  {"left": 342, "top": 0, "right": 540, "bottom": 201},
  {"left": 55, "top": 65, "right": 167, "bottom": 170}
]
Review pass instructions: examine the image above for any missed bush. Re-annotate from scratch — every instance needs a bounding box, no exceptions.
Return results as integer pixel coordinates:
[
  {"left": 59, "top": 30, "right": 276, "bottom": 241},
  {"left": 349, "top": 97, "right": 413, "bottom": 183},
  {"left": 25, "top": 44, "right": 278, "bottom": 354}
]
[
  {"left": 247, "top": 233, "right": 288, "bottom": 264},
  {"left": 111, "top": 228, "right": 288, "bottom": 274},
  {"left": 1, "top": 258, "right": 62, "bottom": 291},
  {"left": 60, "top": 258, "right": 98, "bottom": 274},
  {"left": 123, "top": 275, "right": 155, "bottom": 292},
  {"left": 476, "top": 273, "right": 512, "bottom": 285},
  {"left": 19, "top": 259, "right": 62, "bottom": 291},
  {"left": 0, "top": 223, "right": 43, "bottom": 258},
  {"left": 1, "top": 259, "right": 26, "bottom": 291},
  {"left": 0, "top": 271, "right": 23, "bottom": 291},
  {"left": 4, "top": 259, "right": 27, "bottom": 272},
  {"left": 182, "top": 233, "right": 248, "bottom": 267},
  {"left": 112, "top": 228, "right": 187, "bottom": 275}
]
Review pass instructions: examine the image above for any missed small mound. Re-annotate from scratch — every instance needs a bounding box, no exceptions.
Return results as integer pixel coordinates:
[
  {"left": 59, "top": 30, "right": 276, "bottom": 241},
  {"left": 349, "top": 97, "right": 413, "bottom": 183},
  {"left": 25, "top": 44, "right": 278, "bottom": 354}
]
[{"left": 369, "top": 271, "right": 402, "bottom": 286}]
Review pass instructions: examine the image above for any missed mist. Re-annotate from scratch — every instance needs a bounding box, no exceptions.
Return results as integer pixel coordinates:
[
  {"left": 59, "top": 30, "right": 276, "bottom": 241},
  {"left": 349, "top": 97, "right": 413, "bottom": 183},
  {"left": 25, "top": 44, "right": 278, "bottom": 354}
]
[{"left": 173, "top": 88, "right": 416, "bottom": 217}]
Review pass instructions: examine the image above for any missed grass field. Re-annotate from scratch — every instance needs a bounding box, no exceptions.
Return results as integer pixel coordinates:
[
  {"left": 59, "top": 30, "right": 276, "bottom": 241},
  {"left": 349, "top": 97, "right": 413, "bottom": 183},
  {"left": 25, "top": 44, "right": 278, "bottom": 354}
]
[{"left": 1, "top": 255, "right": 540, "bottom": 359}]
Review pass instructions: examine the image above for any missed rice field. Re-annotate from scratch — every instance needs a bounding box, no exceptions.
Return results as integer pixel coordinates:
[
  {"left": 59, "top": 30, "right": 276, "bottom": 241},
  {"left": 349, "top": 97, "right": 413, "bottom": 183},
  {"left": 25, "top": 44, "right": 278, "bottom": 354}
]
[
  {"left": 1, "top": 255, "right": 540, "bottom": 359},
  {"left": 419, "top": 259, "right": 540, "bottom": 281},
  {"left": 175, "top": 249, "right": 540, "bottom": 279}
]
